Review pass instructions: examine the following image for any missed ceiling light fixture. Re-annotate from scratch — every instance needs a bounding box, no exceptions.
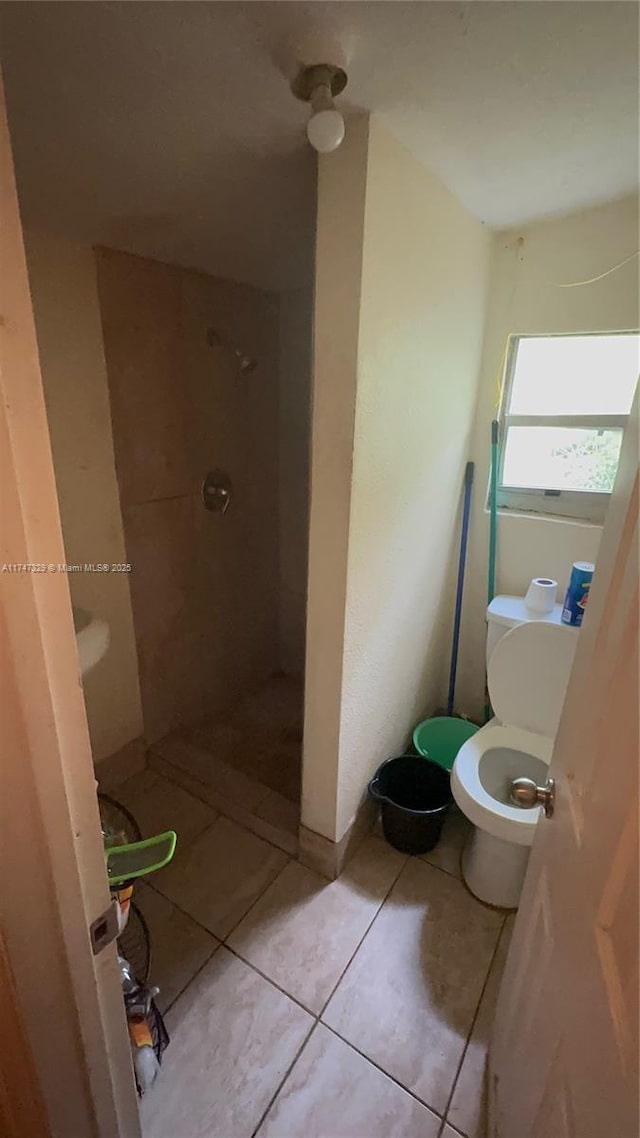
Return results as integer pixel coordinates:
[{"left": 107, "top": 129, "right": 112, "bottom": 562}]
[{"left": 291, "top": 63, "right": 348, "bottom": 154}]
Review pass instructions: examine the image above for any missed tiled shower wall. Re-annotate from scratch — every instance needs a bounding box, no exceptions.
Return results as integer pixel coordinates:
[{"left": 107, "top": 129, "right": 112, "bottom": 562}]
[{"left": 96, "top": 247, "right": 280, "bottom": 743}]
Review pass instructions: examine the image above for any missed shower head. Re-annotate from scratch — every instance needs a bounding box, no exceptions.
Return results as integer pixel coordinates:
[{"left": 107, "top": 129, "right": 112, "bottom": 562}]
[{"left": 206, "top": 328, "right": 257, "bottom": 375}]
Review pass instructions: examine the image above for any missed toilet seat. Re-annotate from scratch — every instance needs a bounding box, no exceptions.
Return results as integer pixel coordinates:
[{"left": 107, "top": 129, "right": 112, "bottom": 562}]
[
  {"left": 451, "top": 723, "right": 552, "bottom": 846},
  {"left": 488, "top": 621, "right": 578, "bottom": 737}
]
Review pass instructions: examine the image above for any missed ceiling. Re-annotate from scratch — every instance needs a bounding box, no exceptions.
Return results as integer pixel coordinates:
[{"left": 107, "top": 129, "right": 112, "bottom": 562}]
[{"left": 1, "top": 2, "right": 637, "bottom": 291}]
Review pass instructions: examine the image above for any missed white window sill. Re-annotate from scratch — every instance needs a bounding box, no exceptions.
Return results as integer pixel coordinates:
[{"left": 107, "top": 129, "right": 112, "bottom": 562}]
[{"left": 484, "top": 503, "right": 604, "bottom": 529}]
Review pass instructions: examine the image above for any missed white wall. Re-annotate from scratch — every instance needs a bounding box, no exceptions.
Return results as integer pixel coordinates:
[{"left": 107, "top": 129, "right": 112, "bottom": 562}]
[
  {"left": 456, "top": 194, "right": 640, "bottom": 719},
  {"left": 335, "top": 119, "right": 490, "bottom": 839},
  {"left": 302, "top": 117, "right": 369, "bottom": 840},
  {"left": 25, "top": 231, "right": 144, "bottom": 763},
  {"left": 303, "top": 116, "right": 490, "bottom": 842},
  {"left": 278, "top": 289, "right": 312, "bottom": 677}
]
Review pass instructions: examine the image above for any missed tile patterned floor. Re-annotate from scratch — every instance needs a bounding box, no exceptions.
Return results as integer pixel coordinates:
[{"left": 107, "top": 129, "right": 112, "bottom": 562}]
[
  {"left": 322, "top": 858, "right": 502, "bottom": 1115},
  {"left": 115, "top": 767, "right": 510, "bottom": 1138}
]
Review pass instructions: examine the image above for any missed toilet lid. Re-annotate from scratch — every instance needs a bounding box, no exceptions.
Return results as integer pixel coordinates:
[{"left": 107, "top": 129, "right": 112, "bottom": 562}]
[{"left": 488, "top": 621, "right": 578, "bottom": 737}]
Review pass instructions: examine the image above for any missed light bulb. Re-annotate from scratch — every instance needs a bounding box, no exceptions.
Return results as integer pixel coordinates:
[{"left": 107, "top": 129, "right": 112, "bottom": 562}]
[
  {"left": 306, "top": 108, "right": 345, "bottom": 153},
  {"left": 291, "top": 63, "right": 348, "bottom": 153}
]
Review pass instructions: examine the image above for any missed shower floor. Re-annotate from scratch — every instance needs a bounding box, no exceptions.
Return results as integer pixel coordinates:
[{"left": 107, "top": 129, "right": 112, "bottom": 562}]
[
  {"left": 148, "top": 675, "right": 303, "bottom": 855},
  {"left": 194, "top": 675, "right": 302, "bottom": 803}
]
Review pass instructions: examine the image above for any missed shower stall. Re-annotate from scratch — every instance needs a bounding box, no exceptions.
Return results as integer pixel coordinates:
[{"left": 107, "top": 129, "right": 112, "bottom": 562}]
[{"left": 95, "top": 247, "right": 311, "bottom": 848}]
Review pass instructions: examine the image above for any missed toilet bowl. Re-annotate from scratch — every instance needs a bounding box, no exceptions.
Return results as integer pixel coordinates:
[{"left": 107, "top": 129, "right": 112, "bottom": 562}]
[{"left": 452, "top": 606, "right": 577, "bottom": 908}]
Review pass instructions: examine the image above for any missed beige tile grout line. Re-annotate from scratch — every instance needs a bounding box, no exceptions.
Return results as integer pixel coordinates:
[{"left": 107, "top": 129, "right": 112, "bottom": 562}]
[
  {"left": 152, "top": 831, "right": 406, "bottom": 1023},
  {"left": 160, "top": 941, "right": 221, "bottom": 1017},
  {"left": 223, "top": 945, "right": 316, "bottom": 1018},
  {"left": 145, "top": 850, "right": 293, "bottom": 962},
  {"left": 249, "top": 1020, "right": 320, "bottom": 1138},
  {"left": 417, "top": 853, "right": 474, "bottom": 886},
  {"left": 436, "top": 912, "right": 509, "bottom": 1138},
  {"left": 248, "top": 849, "right": 413, "bottom": 1138},
  {"left": 238, "top": 840, "right": 411, "bottom": 1018},
  {"left": 145, "top": 872, "right": 325, "bottom": 1024},
  {"left": 247, "top": 847, "right": 475, "bottom": 1133},
  {"left": 309, "top": 854, "right": 506, "bottom": 1130},
  {"left": 146, "top": 752, "right": 296, "bottom": 855},
  {"left": 293, "top": 855, "right": 487, "bottom": 1128},
  {"left": 150, "top": 733, "right": 283, "bottom": 811},
  {"left": 315, "top": 853, "right": 409, "bottom": 1020},
  {"left": 149, "top": 746, "right": 275, "bottom": 812},
  {"left": 150, "top": 825, "right": 398, "bottom": 1020},
  {"left": 146, "top": 888, "right": 319, "bottom": 1024},
  {"left": 321, "top": 1022, "right": 447, "bottom": 1123}
]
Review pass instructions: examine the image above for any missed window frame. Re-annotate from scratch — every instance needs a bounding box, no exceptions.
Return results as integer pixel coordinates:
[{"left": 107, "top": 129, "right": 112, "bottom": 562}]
[{"left": 495, "top": 332, "right": 636, "bottom": 524}]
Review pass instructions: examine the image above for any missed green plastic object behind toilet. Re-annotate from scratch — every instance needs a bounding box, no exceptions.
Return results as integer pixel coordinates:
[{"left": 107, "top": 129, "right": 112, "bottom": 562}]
[{"left": 412, "top": 717, "right": 479, "bottom": 773}]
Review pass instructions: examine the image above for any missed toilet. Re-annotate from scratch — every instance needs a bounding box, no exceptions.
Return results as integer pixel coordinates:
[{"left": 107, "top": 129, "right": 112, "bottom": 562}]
[{"left": 452, "top": 595, "right": 578, "bottom": 908}]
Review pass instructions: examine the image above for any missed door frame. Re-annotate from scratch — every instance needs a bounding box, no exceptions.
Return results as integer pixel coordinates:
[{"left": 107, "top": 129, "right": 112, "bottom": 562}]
[{"left": 0, "top": 74, "right": 140, "bottom": 1137}]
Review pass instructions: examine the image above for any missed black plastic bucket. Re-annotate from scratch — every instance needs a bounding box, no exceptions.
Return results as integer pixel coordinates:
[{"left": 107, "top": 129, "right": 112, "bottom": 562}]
[{"left": 368, "top": 754, "right": 453, "bottom": 855}]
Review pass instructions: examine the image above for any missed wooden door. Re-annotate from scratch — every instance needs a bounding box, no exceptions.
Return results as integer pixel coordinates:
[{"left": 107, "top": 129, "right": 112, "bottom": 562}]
[
  {"left": 0, "top": 72, "right": 141, "bottom": 1137},
  {"left": 489, "top": 394, "right": 639, "bottom": 1138},
  {"left": 0, "top": 930, "right": 49, "bottom": 1138}
]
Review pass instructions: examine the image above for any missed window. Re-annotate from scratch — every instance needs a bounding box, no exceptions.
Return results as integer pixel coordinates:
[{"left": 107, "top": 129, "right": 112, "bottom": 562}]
[{"left": 496, "top": 332, "right": 639, "bottom": 522}]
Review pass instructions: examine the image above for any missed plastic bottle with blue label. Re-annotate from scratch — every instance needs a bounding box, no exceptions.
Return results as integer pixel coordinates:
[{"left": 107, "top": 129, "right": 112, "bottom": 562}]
[{"left": 561, "top": 561, "right": 594, "bottom": 627}]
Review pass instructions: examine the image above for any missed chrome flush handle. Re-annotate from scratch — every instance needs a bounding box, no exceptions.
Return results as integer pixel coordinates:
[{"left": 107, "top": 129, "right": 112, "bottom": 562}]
[{"left": 510, "top": 776, "right": 556, "bottom": 819}]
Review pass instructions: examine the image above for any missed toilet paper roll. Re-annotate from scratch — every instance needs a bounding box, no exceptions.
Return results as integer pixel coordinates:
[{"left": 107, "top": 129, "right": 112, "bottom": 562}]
[{"left": 524, "top": 577, "right": 558, "bottom": 614}]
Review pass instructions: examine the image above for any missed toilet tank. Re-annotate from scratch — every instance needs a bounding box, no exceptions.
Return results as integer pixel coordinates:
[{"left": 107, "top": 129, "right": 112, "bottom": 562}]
[{"left": 486, "top": 595, "right": 567, "bottom": 668}]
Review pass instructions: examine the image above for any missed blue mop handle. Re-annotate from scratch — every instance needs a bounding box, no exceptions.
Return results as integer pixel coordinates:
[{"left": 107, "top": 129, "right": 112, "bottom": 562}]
[{"left": 447, "top": 461, "right": 475, "bottom": 717}]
